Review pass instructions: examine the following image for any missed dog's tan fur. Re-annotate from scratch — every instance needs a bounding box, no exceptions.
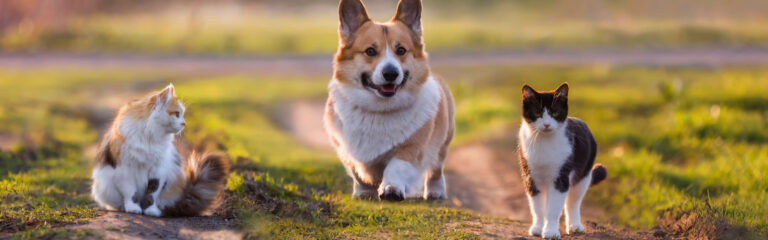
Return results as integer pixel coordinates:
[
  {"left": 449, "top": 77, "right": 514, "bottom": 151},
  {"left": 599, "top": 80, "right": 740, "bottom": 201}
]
[{"left": 325, "top": 0, "right": 454, "bottom": 200}]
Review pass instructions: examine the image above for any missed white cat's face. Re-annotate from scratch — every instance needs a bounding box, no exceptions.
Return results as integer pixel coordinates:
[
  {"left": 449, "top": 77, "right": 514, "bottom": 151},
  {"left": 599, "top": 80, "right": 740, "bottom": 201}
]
[{"left": 154, "top": 105, "right": 185, "bottom": 134}]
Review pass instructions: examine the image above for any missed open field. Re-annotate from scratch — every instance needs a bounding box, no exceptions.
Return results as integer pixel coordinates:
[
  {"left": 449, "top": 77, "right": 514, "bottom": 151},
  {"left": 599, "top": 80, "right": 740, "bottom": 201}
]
[{"left": 1, "top": 57, "right": 766, "bottom": 239}]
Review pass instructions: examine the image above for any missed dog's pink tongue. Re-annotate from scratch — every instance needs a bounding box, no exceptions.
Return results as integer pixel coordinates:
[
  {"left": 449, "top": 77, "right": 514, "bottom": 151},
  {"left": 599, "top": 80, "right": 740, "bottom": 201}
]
[{"left": 380, "top": 84, "right": 397, "bottom": 93}]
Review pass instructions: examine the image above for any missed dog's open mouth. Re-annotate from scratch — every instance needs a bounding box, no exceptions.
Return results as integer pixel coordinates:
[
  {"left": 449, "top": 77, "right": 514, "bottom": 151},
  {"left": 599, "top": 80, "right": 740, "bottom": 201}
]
[{"left": 361, "top": 72, "right": 408, "bottom": 98}]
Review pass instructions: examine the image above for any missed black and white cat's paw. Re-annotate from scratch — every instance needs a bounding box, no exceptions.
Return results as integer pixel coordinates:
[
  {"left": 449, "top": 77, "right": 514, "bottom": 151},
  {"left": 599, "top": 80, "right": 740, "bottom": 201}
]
[
  {"left": 528, "top": 223, "right": 543, "bottom": 237},
  {"left": 541, "top": 224, "right": 561, "bottom": 239},
  {"left": 378, "top": 185, "right": 405, "bottom": 201},
  {"left": 567, "top": 223, "right": 585, "bottom": 234},
  {"left": 124, "top": 202, "right": 143, "bottom": 214},
  {"left": 143, "top": 205, "right": 162, "bottom": 217}
]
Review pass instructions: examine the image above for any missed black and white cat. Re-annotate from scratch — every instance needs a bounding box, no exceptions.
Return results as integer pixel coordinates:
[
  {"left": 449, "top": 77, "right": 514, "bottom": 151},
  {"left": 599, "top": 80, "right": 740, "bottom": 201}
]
[{"left": 517, "top": 83, "right": 607, "bottom": 239}]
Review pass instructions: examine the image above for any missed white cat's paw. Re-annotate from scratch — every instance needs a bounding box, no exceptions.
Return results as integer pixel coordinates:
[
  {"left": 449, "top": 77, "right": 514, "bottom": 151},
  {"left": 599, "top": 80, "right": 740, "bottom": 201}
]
[
  {"left": 143, "top": 205, "right": 162, "bottom": 217},
  {"left": 528, "top": 223, "right": 543, "bottom": 237},
  {"left": 567, "top": 223, "right": 585, "bottom": 234},
  {"left": 124, "top": 203, "right": 142, "bottom": 214},
  {"left": 542, "top": 224, "right": 561, "bottom": 239},
  {"left": 378, "top": 184, "right": 405, "bottom": 201}
]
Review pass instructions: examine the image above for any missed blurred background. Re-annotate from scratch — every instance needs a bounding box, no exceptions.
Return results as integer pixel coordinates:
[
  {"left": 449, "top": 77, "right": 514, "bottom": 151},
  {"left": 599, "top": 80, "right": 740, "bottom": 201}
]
[
  {"left": 1, "top": 0, "right": 767, "bottom": 239},
  {"left": 3, "top": 0, "right": 768, "bottom": 54}
]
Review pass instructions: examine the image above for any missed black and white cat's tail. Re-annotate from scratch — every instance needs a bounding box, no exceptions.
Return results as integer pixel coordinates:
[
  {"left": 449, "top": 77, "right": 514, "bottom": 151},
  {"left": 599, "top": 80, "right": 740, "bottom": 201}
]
[
  {"left": 163, "top": 152, "right": 231, "bottom": 217},
  {"left": 591, "top": 164, "right": 607, "bottom": 185}
]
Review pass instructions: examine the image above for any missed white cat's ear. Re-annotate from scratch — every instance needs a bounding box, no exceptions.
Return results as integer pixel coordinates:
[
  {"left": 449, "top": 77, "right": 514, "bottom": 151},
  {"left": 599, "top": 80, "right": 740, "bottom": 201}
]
[
  {"left": 164, "top": 84, "right": 176, "bottom": 96},
  {"left": 522, "top": 85, "right": 537, "bottom": 99},
  {"left": 156, "top": 84, "right": 175, "bottom": 107},
  {"left": 555, "top": 83, "right": 569, "bottom": 98}
]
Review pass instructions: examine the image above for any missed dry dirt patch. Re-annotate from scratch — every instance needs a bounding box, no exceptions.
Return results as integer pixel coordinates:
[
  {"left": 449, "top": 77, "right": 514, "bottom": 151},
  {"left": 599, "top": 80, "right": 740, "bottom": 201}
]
[{"left": 68, "top": 211, "right": 241, "bottom": 240}]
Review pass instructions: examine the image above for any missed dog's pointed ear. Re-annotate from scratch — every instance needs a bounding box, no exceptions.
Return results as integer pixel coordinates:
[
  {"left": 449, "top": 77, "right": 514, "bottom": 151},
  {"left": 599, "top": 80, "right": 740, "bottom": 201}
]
[
  {"left": 555, "top": 83, "right": 569, "bottom": 98},
  {"left": 339, "top": 0, "right": 370, "bottom": 43},
  {"left": 522, "top": 85, "right": 537, "bottom": 99},
  {"left": 393, "top": 0, "right": 423, "bottom": 37}
]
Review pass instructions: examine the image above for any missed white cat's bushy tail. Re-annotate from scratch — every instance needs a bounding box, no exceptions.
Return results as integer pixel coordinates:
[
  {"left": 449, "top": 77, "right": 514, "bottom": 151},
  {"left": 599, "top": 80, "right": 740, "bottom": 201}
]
[{"left": 162, "top": 152, "right": 230, "bottom": 217}]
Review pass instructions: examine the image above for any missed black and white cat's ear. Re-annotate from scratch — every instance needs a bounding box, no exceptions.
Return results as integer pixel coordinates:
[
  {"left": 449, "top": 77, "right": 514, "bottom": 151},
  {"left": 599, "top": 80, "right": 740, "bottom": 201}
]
[
  {"left": 555, "top": 83, "right": 569, "bottom": 98},
  {"left": 393, "top": 0, "right": 423, "bottom": 37},
  {"left": 522, "top": 85, "right": 537, "bottom": 99},
  {"left": 339, "top": 0, "right": 370, "bottom": 43}
]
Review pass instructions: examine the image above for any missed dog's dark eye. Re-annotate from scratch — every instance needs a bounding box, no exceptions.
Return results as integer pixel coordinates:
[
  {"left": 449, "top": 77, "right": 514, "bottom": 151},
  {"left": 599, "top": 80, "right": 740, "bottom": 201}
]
[
  {"left": 365, "top": 47, "right": 377, "bottom": 57},
  {"left": 396, "top": 47, "right": 407, "bottom": 56}
]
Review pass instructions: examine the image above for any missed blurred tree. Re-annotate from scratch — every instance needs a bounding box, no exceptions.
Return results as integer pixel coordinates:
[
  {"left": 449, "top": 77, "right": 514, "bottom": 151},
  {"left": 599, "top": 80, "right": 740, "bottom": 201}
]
[{"left": 0, "top": 0, "right": 98, "bottom": 37}]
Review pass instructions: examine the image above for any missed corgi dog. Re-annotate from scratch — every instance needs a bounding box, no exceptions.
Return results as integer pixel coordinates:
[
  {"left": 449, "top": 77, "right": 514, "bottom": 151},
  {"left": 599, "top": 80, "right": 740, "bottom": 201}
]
[
  {"left": 324, "top": 0, "right": 455, "bottom": 201},
  {"left": 91, "top": 84, "right": 230, "bottom": 217}
]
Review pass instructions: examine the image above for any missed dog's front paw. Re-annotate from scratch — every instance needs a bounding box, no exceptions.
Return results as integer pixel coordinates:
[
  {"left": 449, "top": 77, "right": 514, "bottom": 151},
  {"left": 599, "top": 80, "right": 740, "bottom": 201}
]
[
  {"left": 124, "top": 203, "right": 142, "bottom": 214},
  {"left": 424, "top": 190, "right": 446, "bottom": 201},
  {"left": 143, "top": 205, "right": 162, "bottom": 217},
  {"left": 541, "top": 224, "right": 561, "bottom": 239},
  {"left": 528, "top": 223, "right": 543, "bottom": 237},
  {"left": 378, "top": 185, "right": 405, "bottom": 201},
  {"left": 353, "top": 190, "right": 379, "bottom": 201},
  {"left": 567, "top": 223, "right": 585, "bottom": 234}
]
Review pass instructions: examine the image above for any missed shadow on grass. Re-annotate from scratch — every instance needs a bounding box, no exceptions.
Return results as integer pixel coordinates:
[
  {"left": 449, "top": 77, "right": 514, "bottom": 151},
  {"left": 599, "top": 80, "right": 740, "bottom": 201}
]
[{"left": 657, "top": 171, "right": 737, "bottom": 199}]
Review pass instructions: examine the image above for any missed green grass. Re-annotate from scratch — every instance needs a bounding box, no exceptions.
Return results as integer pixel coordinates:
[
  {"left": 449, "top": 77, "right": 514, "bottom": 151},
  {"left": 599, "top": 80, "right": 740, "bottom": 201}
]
[
  {"left": 1, "top": 65, "right": 767, "bottom": 238},
  {"left": 4, "top": 1, "right": 768, "bottom": 54}
]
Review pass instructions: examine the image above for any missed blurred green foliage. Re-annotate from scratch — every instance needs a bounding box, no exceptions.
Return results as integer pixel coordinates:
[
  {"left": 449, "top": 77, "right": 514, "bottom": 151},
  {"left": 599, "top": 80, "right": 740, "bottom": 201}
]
[{"left": 3, "top": 0, "right": 768, "bottom": 54}]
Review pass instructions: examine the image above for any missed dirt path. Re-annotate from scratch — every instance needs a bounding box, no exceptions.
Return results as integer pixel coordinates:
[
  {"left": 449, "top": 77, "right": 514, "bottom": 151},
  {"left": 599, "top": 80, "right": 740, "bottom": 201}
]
[
  {"left": 444, "top": 143, "right": 530, "bottom": 220},
  {"left": 282, "top": 100, "right": 655, "bottom": 239},
  {"left": 67, "top": 211, "right": 241, "bottom": 240}
]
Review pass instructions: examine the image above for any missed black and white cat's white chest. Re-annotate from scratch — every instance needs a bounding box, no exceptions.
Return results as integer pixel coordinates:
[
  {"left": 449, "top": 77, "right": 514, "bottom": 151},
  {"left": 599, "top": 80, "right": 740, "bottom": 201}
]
[{"left": 519, "top": 121, "right": 574, "bottom": 185}]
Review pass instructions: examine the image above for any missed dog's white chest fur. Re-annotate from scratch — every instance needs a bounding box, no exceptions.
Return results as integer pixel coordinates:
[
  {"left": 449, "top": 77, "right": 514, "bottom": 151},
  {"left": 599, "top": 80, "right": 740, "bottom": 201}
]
[
  {"left": 330, "top": 76, "right": 441, "bottom": 163},
  {"left": 519, "top": 122, "right": 572, "bottom": 184}
]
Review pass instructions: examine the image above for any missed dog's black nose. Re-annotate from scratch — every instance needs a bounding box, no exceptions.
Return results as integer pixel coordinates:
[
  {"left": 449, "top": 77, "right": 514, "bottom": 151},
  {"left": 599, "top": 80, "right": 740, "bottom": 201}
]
[{"left": 382, "top": 65, "right": 399, "bottom": 82}]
